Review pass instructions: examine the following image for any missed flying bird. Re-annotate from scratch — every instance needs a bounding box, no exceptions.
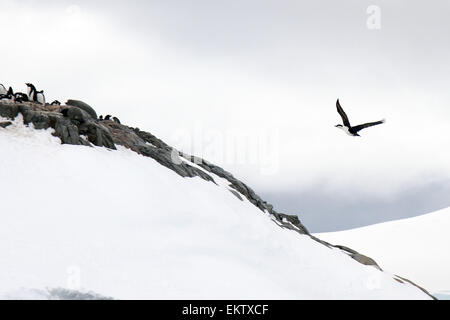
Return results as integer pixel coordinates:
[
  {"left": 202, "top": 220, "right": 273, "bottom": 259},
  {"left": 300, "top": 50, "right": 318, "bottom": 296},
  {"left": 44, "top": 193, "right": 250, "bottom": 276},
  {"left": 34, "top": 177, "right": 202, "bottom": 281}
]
[{"left": 335, "top": 99, "right": 385, "bottom": 136}]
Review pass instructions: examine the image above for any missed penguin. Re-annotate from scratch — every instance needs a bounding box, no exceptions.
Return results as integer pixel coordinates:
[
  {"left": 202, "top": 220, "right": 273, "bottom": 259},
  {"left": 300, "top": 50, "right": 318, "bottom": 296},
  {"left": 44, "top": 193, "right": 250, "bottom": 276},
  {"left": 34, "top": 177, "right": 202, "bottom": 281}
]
[
  {"left": 0, "top": 84, "right": 6, "bottom": 95},
  {"left": 0, "top": 87, "right": 14, "bottom": 102},
  {"left": 13, "top": 92, "right": 29, "bottom": 103},
  {"left": 113, "top": 117, "right": 121, "bottom": 124},
  {"left": 98, "top": 115, "right": 104, "bottom": 121},
  {"left": 36, "top": 90, "right": 45, "bottom": 105},
  {"left": 51, "top": 100, "right": 61, "bottom": 106},
  {"left": 0, "top": 94, "right": 12, "bottom": 101},
  {"left": 25, "top": 83, "right": 45, "bottom": 104},
  {"left": 104, "top": 115, "right": 112, "bottom": 121},
  {"left": 25, "top": 83, "right": 37, "bottom": 101}
]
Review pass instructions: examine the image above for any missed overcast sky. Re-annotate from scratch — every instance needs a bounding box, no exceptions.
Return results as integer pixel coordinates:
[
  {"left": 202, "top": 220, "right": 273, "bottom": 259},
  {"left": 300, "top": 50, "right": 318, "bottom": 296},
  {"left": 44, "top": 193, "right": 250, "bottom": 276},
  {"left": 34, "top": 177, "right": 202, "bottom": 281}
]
[{"left": 2, "top": 0, "right": 450, "bottom": 231}]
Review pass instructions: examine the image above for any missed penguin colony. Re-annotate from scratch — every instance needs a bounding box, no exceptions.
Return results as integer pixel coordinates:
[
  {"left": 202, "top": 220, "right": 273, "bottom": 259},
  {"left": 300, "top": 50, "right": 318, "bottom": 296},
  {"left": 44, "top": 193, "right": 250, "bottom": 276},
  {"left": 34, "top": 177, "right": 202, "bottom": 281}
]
[
  {"left": 0, "top": 82, "right": 120, "bottom": 124},
  {"left": 98, "top": 115, "right": 121, "bottom": 124},
  {"left": 0, "top": 82, "right": 54, "bottom": 105}
]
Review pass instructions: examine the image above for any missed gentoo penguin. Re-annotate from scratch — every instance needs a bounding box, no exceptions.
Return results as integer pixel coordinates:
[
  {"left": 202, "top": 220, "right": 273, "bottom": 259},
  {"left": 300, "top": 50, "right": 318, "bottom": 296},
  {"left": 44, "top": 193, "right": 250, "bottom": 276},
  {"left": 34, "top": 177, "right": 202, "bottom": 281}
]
[
  {"left": 113, "top": 117, "right": 121, "bottom": 124},
  {"left": 0, "top": 94, "right": 12, "bottom": 101},
  {"left": 36, "top": 90, "right": 45, "bottom": 105},
  {"left": 335, "top": 99, "right": 385, "bottom": 136},
  {"left": 0, "top": 84, "right": 6, "bottom": 95},
  {"left": 13, "top": 92, "right": 29, "bottom": 103},
  {"left": 51, "top": 100, "right": 61, "bottom": 105},
  {"left": 25, "top": 83, "right": 45, "bottom": 104},
  {"left": 98, "top": 115, "right": 104, "bottom": 121},
  {"left": 0, "top": 87, "right": 14, "bottom": 102},
  {"left": 25, "top": 83, "right": 37, "bottom": 100},
  {"left": 104, "top": 115, "right": 112, "bottom": 120}
]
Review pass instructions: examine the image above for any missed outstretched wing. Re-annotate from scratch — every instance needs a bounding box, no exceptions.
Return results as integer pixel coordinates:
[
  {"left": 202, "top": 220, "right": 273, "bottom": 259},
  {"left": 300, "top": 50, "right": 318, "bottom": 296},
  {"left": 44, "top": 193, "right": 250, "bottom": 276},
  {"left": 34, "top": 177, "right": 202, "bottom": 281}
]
[
  {"left": 336, "top": 99, "right": 350, "bottom": 127},
  {"left": 352, "top": 119, "right": 385, "bottom": 133}
]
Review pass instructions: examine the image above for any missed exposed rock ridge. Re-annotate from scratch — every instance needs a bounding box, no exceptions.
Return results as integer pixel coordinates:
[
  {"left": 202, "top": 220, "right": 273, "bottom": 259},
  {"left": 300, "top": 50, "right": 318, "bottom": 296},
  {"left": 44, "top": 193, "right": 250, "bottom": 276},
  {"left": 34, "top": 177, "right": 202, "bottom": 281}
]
[{"left": 0, "top": 101, "right": 436, "bottom": 299}]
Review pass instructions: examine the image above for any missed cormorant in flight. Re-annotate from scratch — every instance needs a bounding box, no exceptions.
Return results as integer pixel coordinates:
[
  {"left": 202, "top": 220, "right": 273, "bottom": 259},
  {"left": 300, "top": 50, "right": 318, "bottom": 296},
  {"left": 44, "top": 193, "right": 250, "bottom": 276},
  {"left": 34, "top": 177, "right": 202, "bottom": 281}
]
[{"left": 335, "top": 99, "right": 385, "bottom": 136}]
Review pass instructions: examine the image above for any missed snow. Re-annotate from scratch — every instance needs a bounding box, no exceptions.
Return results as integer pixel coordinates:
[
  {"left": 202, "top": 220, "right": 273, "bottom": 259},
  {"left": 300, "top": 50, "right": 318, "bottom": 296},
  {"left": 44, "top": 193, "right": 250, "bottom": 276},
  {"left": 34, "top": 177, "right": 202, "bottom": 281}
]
[
  {"left": 317, "top": 207, "right": 450, "bottom": 296},
  {"left": 434, "top": 291, "right": 450, "bottom": 300},
  {"left": 0, "top": 116, "right": 430, "bottom": 299}
]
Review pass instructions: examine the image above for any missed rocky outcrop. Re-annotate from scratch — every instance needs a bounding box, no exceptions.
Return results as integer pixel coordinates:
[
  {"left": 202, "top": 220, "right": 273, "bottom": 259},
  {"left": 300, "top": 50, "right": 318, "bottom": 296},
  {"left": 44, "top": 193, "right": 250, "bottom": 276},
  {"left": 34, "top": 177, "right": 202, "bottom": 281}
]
[
  {"left": 0, "top": 100, "right": 398, "bottom": 266},
  {"left": 0, "top": 100, "right": 436, "bottom": 299},
  {"left": 0, "top": 101, "right": 115, "bottom": 149},
  {"left": 0, "top": 103, "right": 19, "bottom": 119},
  {"left": 66, "top": 100, "right": 98, "bottom": 120}
]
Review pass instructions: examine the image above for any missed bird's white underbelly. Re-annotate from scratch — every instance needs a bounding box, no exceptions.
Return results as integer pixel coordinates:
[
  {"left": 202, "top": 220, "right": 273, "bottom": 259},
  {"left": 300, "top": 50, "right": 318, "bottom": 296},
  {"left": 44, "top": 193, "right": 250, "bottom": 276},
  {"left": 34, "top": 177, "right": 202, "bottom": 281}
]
[
  {"left": 36, "top": 93, "right": 45, "bottom": 104},
  {"left": 340, "top": 126, "right": 354, "bottom": 136}
]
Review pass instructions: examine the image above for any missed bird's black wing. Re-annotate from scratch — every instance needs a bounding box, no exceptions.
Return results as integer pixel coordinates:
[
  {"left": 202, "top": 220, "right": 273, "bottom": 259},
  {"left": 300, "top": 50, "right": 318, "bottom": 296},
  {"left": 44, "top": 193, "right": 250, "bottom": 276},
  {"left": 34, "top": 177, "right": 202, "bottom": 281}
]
[
  {"left": 352, "top": 119, "right": 385, "bottom": 133},
  {"left": 336, "top": 99, "right": 350, "bottom": 127}
]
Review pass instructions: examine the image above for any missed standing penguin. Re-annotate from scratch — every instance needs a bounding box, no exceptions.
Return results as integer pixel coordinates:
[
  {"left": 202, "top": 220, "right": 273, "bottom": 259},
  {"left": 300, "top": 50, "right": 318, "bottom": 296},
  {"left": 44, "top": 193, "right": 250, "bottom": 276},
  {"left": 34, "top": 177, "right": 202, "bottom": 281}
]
[
  {"left": 104, "top": 115, "right": 112, "bottom": 120},
  {"left": 113, "top": 117, "right": 121, "bottom": 124},
  {"left": 26, "top": 83, "right": 36, "bottom": 100},
  {"left": 0, "top": 84, "right": 6, "bottom": 95},
  {"left": 25, "top": 83, "right": 45, "bottom": 105},
  {"left": 36, "top": 90, "right": 45, "bottom": 105}
]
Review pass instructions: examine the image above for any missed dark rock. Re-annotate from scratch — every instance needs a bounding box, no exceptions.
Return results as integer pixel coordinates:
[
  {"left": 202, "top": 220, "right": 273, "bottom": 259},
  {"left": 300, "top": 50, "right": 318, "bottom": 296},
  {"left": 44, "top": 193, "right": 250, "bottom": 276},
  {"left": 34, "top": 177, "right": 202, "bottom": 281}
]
[
  {"left": 20, "top": 105, "right": 53, "bottom": 130},
  {"left": 333, "top": 245, "right": 380, "bottom": 269},
  {"left": 229, "top": 189, "right": 244, "bottom": 201},
  {"left": 0, "top": 102, "right": 114, "bottom": 149},
  {"left": 310, "top": 238, "right": 383, "bottom": 270},
  {"left": 0, "top": 103, "right": 19, "bottom": 119},
  {"left": 0, "top": 121, "right": 12, "bottom": 128},
  {"left": 102, "top": 121, "right": 147, "bottom": 152},
  {"left": 46, "top": 288, "right": 114, "bottom": 300},
  {"left": 60, "top": 106, "right": 115, "bottom": 149},
  {"left": 393, "top": 275, "right": 437, "bottom": 300},
  {"left": 138, "top": 145, "right": 215, "bottom": 183},
  {"left": 66, "top": 100, "right": 98, "bottom": 119},
  {"left": 351, "top": 253, "right": 379, "bottom": 267},
  {"left": 276, "top": 213, "right": 310, "bottom": 235},
  {"left": 54, "top": 117, "right": 83, "bottom": 145},
  {"left": 93, "top": 125, "right": 116, "bottom": 149},
  {"left": 134, "top": 128, "right": 172, "bottom": 150},
  {"left": 96, "top": 121, "right": 212, "bottom": 180},
  {"left": 61, "top": 106, "right": 92, "bottom": 123}
]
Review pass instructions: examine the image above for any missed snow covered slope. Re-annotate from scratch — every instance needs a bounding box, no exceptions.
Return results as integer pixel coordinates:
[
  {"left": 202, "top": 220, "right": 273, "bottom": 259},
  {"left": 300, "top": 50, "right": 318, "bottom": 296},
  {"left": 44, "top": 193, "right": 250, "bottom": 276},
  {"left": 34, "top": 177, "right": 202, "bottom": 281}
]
[
  {"left": 0, "top": 115, "right": 431, "bottom": 299},
  {"left": 317, "top": 207, "right": 450, "bottom": 296}
]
